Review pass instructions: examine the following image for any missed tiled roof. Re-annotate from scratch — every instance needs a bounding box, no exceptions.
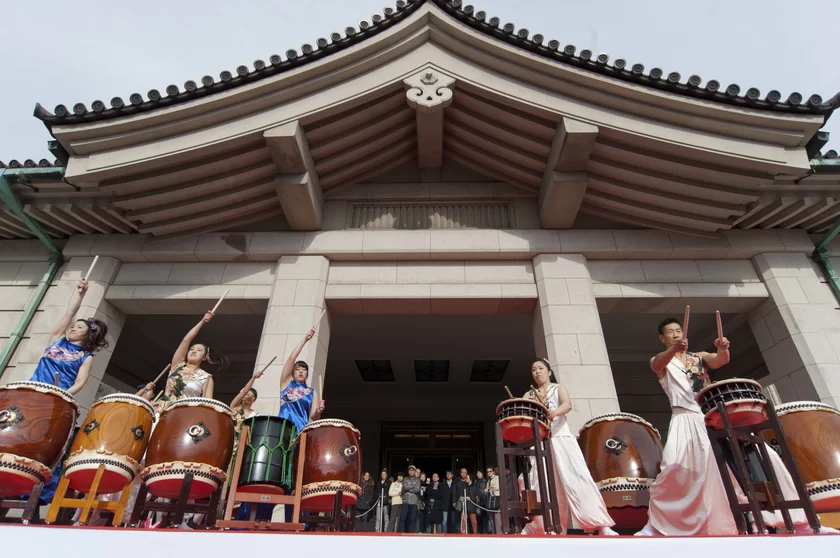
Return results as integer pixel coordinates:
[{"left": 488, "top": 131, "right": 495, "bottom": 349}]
[
  {"left": 33, "top": 0, "right": 840, "bottom": 126},
  {"left": 0, "top": 159, "right": 64, "bottom": 169}
]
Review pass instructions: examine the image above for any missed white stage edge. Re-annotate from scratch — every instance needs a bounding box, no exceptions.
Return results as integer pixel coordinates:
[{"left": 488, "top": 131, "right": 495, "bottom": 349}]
[{"left": 1, "top": 525, "right": 838, "bottom": 558}]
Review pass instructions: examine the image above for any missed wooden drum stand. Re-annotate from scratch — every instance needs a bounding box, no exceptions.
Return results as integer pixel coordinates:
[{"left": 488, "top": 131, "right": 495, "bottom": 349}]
[
  {"left": 47, "top": 465, "right": 133, "bottom": 526},
  {"left": 216, "top": 424, "right": 306, "bottom": 531},
  {"left": 0, "top": 482, "right": 44, "bottom": 524},
  {"left": 127, "top": 474, "right": 223, "bottom": 529},
  {"left": 707, "top": 399, "right": 821, "bottom": 534},
  {"left": 495, "top": 418, "right": 561, "bottom": 534}
]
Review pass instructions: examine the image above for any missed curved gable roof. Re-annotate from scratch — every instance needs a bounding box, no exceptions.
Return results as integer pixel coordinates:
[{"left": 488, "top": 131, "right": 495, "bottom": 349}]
[{"left": 34, "top": 0, "right": 839, "bottom": 127}]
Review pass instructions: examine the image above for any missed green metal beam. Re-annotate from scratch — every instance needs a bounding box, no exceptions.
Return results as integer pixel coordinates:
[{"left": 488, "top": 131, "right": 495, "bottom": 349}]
[
  {"left": 0, "top": 168, "right": 64, "bottom": 379},
  {"left": 813, "top": 216, "right": 840, "bottom": 305}
]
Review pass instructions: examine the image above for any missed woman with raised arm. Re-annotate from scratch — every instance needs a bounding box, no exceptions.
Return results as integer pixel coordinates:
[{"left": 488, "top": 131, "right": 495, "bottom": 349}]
[
  {"left": 520, "top": 358, "right": 618, "bottom": 536},
  {"left": 153, "top": 311, "right": 228, "bottom": 412},
  {"left": 24, "top": 278, "right": 109, "bottom": 504},
  {"left": 276, "top": 329, "right": 325, "bottom": 432},
  {"left": 30, "top": 279, "right": 109, "bottom": 395},
  {"left": 231, "top": 369, "right": 262, "bottom": 423}
]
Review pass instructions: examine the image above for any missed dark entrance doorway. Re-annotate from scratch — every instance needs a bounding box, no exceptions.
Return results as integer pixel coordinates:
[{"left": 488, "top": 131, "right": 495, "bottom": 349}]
[{"left": 381, "top": 423, "right": 484, "bottom": 478}]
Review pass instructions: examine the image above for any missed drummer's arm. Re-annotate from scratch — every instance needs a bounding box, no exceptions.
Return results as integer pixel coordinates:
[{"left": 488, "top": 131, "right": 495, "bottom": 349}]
[
  {"left": 202, "top": 376, "right": 215, "bottom": 399},
  {"left": 172, "top": 312, "right": 213, "bottom": 368},
  {"left": 310, "top": 390, "right": 323, "bottom": 420},
  {"left": 49, "top": 279, "right": 88, "bottom": 345},
  {"left": 280, "top": 329, "right": 315, "bottom": 390},
  {"left": 700, "top": 337, "right": 731, "bottom": 370},
  {"left": 67, "top": 358, "right": 93, "bottom": 395},
  {"left": 550, "top": 386, "right": 573, "bottom": 420},
  {"left": 650, "top": 340, "right": 685, "bottom": 379}
]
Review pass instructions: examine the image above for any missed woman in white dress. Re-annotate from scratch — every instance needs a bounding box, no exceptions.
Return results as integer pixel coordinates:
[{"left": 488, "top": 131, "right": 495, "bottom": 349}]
[{"left": 521, "top": 358, "right": 618, "bottom": 536}]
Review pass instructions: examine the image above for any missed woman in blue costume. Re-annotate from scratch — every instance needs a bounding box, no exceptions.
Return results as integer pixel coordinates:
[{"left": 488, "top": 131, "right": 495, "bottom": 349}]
[
  {"left": 27, "top": 278, "right": 109, "bottom": 504},
  {"left": 271, "top": 329, "right": 325, "bottom": 522},
  {"left": 278, "top": 328, "right": 325, "bottom": 431}
]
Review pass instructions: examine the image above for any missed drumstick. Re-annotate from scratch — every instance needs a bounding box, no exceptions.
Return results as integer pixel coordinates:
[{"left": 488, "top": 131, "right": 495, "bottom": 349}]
[
  {"left": 319, "top": 375, "right": 325, "bottom": 398},
  {"left": 716, "top": 310, "right": 723, "bottom": 340},
  {"left": 529, "top": 384, "right": 545, "bottom": 405},
  {"left": 310, "top": 308, "right": 327, "bottom": 331},
  {"left": 256, "top": 356, "right": 277, "bottom": 376},
  {"left": 83, "top": 255, "right": 99, "bottom": 281},
  {"left": 504, "top": 386, "right": 514, "bottom": 399},
  {"left": 152, "top": 364, "right": 171, "bottom": 385},
  {"left": 682, "top": 305, "right": 690, "bottom": 340},
  {"left": 152, "top": 390, "right": 163, "bottom": 403},
  {"left": 210, "top": 289, "right": 230, "bottom": 315},
  {"left": 54, "top": 372, "right": 60, "bottom": 387}
]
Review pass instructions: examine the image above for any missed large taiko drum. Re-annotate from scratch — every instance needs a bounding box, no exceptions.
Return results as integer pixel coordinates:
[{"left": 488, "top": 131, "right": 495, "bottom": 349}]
[
  {"left": 237, "top": 416, "right": 298, "bottom": 495},
  {"left": 697, "top": 378, "right": 768, "bottom": 430},
  {"left": 578, "top": 413, "right": 663, "bottom": 530},
  {"left": 496, "top": 398, "right": 550, "bottom": 445},
  {"left": 770, "top": 401, "right": 840, "bottom": 513},
  {"left": 141, "top": 397, "right": 234, "bottom": 500},
  {"left": 0, "top": 381, "right": 78, "bottom": 496},
  {"left": 64, "top": 393, "right": 156, "bottom": 494},
  {"left": 295, "top": 419, "right": 361, "bottom": 512}
]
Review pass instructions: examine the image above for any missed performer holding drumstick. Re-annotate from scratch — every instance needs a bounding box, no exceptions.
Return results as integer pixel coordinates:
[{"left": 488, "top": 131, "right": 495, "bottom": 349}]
[
  {"left": 150, "top": 310, "right": 228, "bottom": 413},
  {"left": 520, "top": 358, "right": 618, "bottom": 536},
  {"left": 22, "top": 274, "right": 109, "bottom": 504},
  {"left": 635, "top": 309, "right": 736, "bottom": 536}
]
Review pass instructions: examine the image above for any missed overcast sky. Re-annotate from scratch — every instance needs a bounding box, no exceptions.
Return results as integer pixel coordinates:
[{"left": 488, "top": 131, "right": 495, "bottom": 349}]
[{"left": 1, "top": 0, "right": 837, "bottom": 161}]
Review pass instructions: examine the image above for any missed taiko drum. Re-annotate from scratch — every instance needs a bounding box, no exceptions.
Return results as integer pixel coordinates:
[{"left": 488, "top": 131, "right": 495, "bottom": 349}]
[
  {"left": 496, "top": 398, "right": 550, "bottom": 444},
  {"left": 295, "top": 419, "right": 361, "bottom": 512},
  {"left": 696, "top": 378, "right": 768, "bottom": 430},
  {"left": 0, "top": 381, "right": 78, "bottom": 496},
  {"left": 578, "top": 413, "right": 663, "bottom": 530},
  {"left": 142, "top": 397, "right": 234, "bottom": 500},
  {"left": 771, "top": 401, "right": 840, "bottom": 513},
  {"left": 64, "top": 393, "right": 156, "bottom": 494}
]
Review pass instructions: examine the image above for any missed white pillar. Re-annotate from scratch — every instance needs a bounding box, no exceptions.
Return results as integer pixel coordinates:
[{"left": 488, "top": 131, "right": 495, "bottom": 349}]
[
  {"left": 750, "top": 253, "right": 840, "bottom": 408},
  {"left": 4, "top": 256, "right": 124, "bottom": 417},
  {"left": 252, "top": 255, "right": 330, "bottom": 416},
  {"left": 532, "top": 254, "right": 619, "bottom": 433}
]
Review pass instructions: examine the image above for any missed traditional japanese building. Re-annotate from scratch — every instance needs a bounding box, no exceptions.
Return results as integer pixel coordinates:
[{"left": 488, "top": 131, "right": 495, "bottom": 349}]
[{"left": 2, "top": 0, "right": 840, "bottom": 474}]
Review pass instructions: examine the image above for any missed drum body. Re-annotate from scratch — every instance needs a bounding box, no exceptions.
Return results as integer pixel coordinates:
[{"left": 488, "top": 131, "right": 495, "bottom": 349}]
[
  {"left": 697, "top": 378, "right": 767, "bottom": 430},
  {"left": 142, "top": 398, "right": 234, "bottom": 500},
  {"left": 772, "top": 402, "right": 840, "bottom": 513},
  {"left": 238, "top": 416, "right": 298, "bottom": 495},
  {"left": 0, "top": 382, "right": 78, "bottom": 496},
  {"left": 578, "top": 413, "right": 663, "bottom": 530},
  {"left": 64, "top": 393, "right": 156, "bottom": 494},
  {"left": 496, "top": 398, "right": 550, "bottom": 444},
  {"left": 295, "top": 419, "right": 361, "bottom": 512}
]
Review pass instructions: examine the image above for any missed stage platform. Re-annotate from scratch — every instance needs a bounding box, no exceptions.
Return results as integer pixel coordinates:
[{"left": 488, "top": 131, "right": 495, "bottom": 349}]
[{"left": 1, "top": 525, "right": 837, "bottom": 558}]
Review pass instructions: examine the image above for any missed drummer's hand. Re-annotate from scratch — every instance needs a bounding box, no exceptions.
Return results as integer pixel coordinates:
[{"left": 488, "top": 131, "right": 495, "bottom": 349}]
[
  {"left": 318, "top": 400, "right": 325, "bottom": 412},
  {"left": 145, "top": 382, "right": 154, "bottom": 392},
  {"left": 672, "top": 338, "right": 688, "bottom": 353},
  {"left": 203, "top": 311, "right": 214, "bottom": 323},
  {"left": 306, "top": 329, "right": 315, "bottom": 341},
  {"left": 77, "top": 279, "right": 89, "bottom": 296},
  {"left": 714, "top": 337, "right": 730, "bottom": 351},
  {"left": 253, "top": 368, "right": 264, "bottom": 379}
]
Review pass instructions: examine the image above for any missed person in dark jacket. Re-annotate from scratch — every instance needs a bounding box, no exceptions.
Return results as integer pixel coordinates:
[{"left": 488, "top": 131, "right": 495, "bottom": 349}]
[
  {"left": 474, "top": 470, "right": 488, "bottom": 533},
  {"left": 374, "top": 469, "right": 390, "bottom": 532},
  {"left": 440, "top": 470, "right": 455, "bottom": 534},
  {"left": 452, "top": 468, "right": 469, "bottom": 533},
  {"left": 355, "top": 472, "right": 376, "bottom": 532},
  {"left": 465, "top": 474, "right": 480, "bottom": 534},
  {"left": 424, "top": 473, "right": 445, "bottom": 533},
  {"left": 400, "top": 465, "right": 422, "bottom": 532}
]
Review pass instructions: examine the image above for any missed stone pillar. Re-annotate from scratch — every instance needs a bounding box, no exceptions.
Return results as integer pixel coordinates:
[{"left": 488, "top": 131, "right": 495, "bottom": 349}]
[
  {"left": 532, "top": 254, "right": 619, "bottom": 433},
  {"left": 750, "top": 253, "right": 840, "bottom": 408},
  {"left": 5, "top": 256, "right": 124, "bottom": 417},
  {"left": 252, "top": 255, "right": 330, "bottom": 416}
]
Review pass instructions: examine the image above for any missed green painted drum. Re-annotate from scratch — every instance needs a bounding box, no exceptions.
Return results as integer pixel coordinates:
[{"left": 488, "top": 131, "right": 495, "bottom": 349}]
[{"left": 237, "top": 416, "right": 297, "bottom": 495}]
